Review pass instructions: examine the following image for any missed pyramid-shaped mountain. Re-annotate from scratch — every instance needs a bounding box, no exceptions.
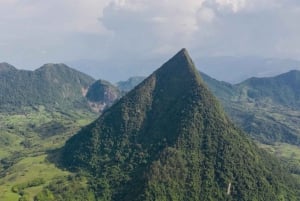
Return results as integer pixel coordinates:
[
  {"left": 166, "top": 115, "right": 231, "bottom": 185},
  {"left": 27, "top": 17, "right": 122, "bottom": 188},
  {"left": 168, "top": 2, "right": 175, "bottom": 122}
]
[{"left": 62, "top": 49, "right": 297, "bottom": 200}]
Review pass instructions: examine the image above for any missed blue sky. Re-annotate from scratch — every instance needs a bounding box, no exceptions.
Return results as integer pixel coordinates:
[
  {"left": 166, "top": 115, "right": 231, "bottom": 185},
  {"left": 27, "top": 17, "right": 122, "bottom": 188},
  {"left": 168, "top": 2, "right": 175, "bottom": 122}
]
[{"left": 1, "top": 0, "right": 300, "bottom": 81}]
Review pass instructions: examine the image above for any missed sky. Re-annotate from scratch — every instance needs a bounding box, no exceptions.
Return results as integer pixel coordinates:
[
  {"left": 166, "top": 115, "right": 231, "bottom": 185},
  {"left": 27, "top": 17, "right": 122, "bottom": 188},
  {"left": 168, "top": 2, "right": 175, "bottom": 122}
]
[{"left": 1, "top": 0, "right": 300, "bottom": 81}]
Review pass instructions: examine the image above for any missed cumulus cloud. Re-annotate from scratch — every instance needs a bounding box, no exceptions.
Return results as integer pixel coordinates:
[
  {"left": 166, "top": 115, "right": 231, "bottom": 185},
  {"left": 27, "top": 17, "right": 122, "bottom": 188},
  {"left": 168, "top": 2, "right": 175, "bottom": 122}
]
[
  {"left": 215, "top": 0, "right": 247, "bottom": 12},
  {"left": 101, "top": 0, "right": 207, "bottom": 55},
  {"left": 0, "top": 0, "right": 111, "bottom": 67},
  {"left": 98, "top": 0, "right": 300, "bottom": 59},
  {"left": 0, "top": 0, "right": 110, "bottom": 34},
  {"left": 1, "top": 0, "right": 300, "bottom": 78}
]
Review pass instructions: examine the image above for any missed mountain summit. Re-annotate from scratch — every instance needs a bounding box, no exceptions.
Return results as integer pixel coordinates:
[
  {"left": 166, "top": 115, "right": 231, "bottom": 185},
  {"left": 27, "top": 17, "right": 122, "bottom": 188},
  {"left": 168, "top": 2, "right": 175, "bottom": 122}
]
[
  {"left": 0, "top": 62, "right": 17, "bottom": 73},
  {"left": 0, "top": 63, "right": 95, "bottom": 111},
  {"left": 62, "top": 49, "right": 296, "bottom": 200}
]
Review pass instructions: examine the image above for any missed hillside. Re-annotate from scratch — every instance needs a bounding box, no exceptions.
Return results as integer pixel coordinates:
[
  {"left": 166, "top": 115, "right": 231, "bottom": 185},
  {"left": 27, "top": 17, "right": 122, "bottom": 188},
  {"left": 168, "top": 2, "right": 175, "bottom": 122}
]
[
  {"left": 0, "top": 63, "right": 95, "bottom": 112},
  {"left": 59, "top": 49, "right": 297, "bottom": 201},
  {"left": 226, "top": 70, "right": 300, "bottom": 145},
  {"left": 0, "top": 63, "right": 123, "bottom": 114},
  {"left": 0, "top": 63, "right": 102, "bottom": 200},
  {"left": 202, "top": 71, "right": 300, "bottom": 145},
  {"left": 237, "top": 70, "right": 300, "bottom": 108},
  {"left": 119, "top": 71, "right": 300, "bottom": 146}
]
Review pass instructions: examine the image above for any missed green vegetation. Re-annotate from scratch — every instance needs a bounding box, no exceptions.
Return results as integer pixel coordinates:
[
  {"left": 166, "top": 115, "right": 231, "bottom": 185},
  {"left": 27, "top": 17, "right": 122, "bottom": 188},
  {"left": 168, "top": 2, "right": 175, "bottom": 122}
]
[
  {"left": 1, "top": 51, "right": 300, "bottom": 200},
  {"left": 34, "top": 175, "right": 96, "bottom": 201},
  {"left": 198, "top": 70, "right": 300, "bottom": 146},
  {"left": 60, "top": 49, "right": 298, "bottom": 200},
  {"left": 0, "top": 154, "right": 70, "bottom": 201},
  {"left": 259, "top": 143, "right": 300, "bottom": 175},
  {"left": 117, "top": 71, "right": 300, "bottom": 146},
  {"left": 0, "top": 106, "right": 97, "bottom": 158},
  {"left": 238, "top": 70, "right": 300, "bottom": 108},
  {"left": 0, "top": 105, "right": 97, "bottom": 201},
  {"left": 0, "top": 63, "right": 95, "bottom": 112}
]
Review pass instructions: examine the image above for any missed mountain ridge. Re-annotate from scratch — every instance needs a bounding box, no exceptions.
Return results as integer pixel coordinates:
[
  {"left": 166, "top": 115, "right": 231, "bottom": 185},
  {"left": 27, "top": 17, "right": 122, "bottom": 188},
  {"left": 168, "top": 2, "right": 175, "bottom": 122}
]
[
  {"left": 0, "top": 62, "right": 122, "bottom": 113},
  {"left": 0, "top": 63, "right": 95, "bottom": 112},
  {"left": 118, "top": 69, "right": 300, "bottom": 146},
  {"left": 61, "top": 49, "right": 297, "bottom": 201},
  {"left": 238, "top": 70, "right": 300, "bottom": 106},
  {"left": 0, "top": 62, "right": 17, "bottom": 73}
]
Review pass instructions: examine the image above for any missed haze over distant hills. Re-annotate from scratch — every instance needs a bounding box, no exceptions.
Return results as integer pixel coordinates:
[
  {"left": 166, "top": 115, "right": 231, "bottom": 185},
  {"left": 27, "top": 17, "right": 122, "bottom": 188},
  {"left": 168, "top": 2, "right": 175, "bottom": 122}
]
[
  {"left": 196, "top": 56, "right": 300, "bottom": 84},
  {"left": 66, "top": 56, "right": 300, "bottom": 83}
]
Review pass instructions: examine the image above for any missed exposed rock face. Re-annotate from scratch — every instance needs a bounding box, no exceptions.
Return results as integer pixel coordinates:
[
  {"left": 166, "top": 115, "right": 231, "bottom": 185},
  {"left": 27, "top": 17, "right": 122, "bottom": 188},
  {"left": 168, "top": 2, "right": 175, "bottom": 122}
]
[{"left": 86, "top": 79, "right": 121, "bottom": 112}]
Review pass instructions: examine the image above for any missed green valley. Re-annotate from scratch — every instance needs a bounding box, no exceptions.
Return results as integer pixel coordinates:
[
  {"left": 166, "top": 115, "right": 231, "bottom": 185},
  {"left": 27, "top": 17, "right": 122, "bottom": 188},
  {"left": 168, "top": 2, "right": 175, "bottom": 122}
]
[
  {"left": 0, "top": 106, "right": 97, "bottom": 201},
  {"left": 58, "top": 49, "right": 299, "bottom": 200},
  {"left": 1, "top": 51, "right": 300, "bottom": 200}
]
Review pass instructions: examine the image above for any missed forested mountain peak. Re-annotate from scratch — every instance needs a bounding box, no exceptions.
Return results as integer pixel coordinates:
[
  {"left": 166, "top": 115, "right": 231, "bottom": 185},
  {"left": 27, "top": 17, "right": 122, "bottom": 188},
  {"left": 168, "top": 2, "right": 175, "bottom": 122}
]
[
  {"left": 273, "top": 69, "right": 300, "bottom": 84},
  {"left": 0, "top": 63, "right": 95, "bottom": 111},
  {"left": 238, "top": 69, "right": 300, "bottom": 108},
  {"left": 35, "top": 63, "right": 94, "bottom": 84},
  {"left": 62, "top": 49, "right": 297, "bottom": 201}
]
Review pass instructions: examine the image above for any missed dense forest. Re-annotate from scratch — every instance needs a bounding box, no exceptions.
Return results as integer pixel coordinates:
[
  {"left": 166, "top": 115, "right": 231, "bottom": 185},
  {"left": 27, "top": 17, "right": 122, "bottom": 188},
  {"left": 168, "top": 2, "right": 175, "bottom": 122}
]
[
  {"left": 1, "top": 50, "right": 300, "bottom": 200},
  {"left": 58, "top": 49, "right": 299, "bottom": 200}
]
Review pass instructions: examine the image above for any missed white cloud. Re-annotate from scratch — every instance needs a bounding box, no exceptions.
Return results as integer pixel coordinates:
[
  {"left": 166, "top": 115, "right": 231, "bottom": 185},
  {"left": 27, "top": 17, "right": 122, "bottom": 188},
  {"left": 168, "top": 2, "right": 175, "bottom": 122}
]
[
  {"left": 0, "top": 0, "right": 110, "bottom": 34},
  {"left": 0, "top": 0, "right": 111, "bottom": 67},
  {"left": 197, "top": 7, "right": 216, "bottom": 23},
  {"left": 101, "top": 0, "right": 207, "bottom": 55},
  {"left": 1, "top": 0, "right": 300, "bottom": 79},
  {"left": 215, "top": 0, "right": 247, "bottom": 12},
  {"left": 100, "top": 0, "right": 294, "bottom": 58}
]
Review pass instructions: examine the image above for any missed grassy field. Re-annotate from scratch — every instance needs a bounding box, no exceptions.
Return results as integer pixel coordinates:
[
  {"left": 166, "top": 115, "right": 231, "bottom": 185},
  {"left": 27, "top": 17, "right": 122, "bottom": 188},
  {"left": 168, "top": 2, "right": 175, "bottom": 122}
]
[
  {"left": 259, "top": 142, "right": 300, "bottom": 179},
  {"left": 259, "top": 143, "right": 300, "bottom": 164},
  {"left": 0, "top": 106, "right": 97, "bottom": 201},
  {"left": 0, "top": 155, "right": 69, "bottom": 201},
  {"left": 1, "top": 105, "right": 300, "bottom": 200}
]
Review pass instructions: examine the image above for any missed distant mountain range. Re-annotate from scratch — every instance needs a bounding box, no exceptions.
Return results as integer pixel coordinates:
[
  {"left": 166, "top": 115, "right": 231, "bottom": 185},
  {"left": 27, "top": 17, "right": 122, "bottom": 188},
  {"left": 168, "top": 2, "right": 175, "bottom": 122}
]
[
  {"left": 66, "top": 56, "right": 300, "bottom": 83},
  {"left": 1, "top": 51, "right": 300, "bottom": 200},
  {"left": 202, "top": 70, "right": 300, "bottom": 146},
  {"left": 2, "top": 60, "right": 300, "bottom": 146},
  {"left": 117, "top": 70, "right": 300, "bottom": 146},
  {"left": 237, "top": 70, "right": 300, "bottom": 107},
  {"left": 196, "top": 56, "right": 300, "bottom": 84},
  {"left": 61, "top": 49, "right": 298, "bottom": 201}
]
